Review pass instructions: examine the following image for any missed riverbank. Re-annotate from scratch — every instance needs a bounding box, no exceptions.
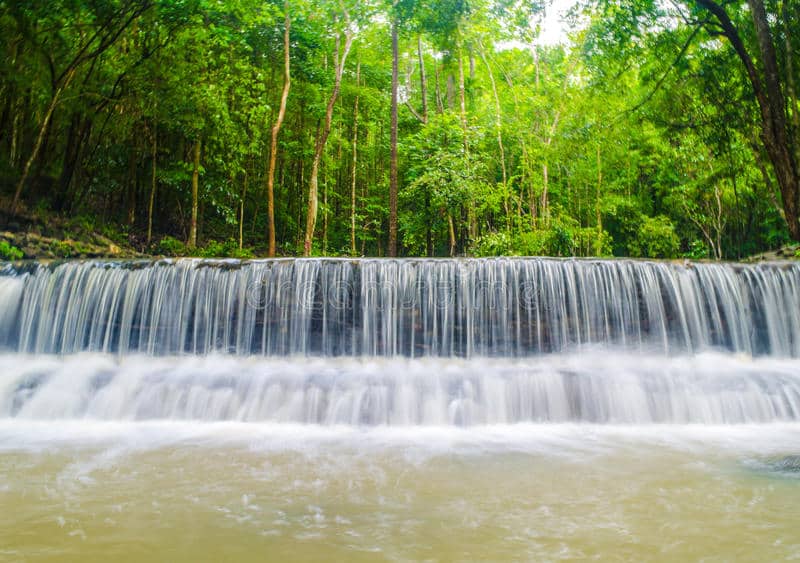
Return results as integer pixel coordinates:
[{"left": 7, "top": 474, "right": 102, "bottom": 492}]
[
  {"left": 0, "top": 208, "right": 139, "bottom": 260},
  {"left": 1, "top": 206, "right": 799, "bottom": 262}
]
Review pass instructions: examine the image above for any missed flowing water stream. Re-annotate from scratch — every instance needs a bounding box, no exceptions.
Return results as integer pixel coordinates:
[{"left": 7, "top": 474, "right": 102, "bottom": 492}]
[{"left": 2, "top": 258, "right": 800, "bottom": 560}]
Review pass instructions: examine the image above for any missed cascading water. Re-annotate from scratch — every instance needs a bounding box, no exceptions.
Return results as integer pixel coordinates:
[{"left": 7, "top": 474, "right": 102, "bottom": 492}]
[
  {"left": 1, "top": 257, "right": 799, "bottom": 425},
  {"left": 1, "top": 258, "right": 799, "bottom": 357}
]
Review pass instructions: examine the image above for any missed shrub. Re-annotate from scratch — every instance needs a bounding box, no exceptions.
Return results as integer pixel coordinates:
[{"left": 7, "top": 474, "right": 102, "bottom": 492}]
[
  {"left": 197, "top": 239, "right": 254, "bottom": 259},
  {"left": 684, "top": 239, "right": 710, "bottom": 260},
  {"left": 471, "top": 232, "right": 515, "bottom": 256},
  {"left": 470, "top": 221, "right": 612, "bottom": 258},
  {"left": 628, "top": 215, "right": 681, "bottom": 259},
  {"left": 0, "top": 241, "right": 23, "bottom": 260},
  {"left": 154, "top": 236, "right": 186, "bottom": 257}
]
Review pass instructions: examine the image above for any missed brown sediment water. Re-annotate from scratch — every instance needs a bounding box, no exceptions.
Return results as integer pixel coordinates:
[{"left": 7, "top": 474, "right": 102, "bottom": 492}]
[{"left": 2, "top": 422, "right": 800, "bottom": 561}]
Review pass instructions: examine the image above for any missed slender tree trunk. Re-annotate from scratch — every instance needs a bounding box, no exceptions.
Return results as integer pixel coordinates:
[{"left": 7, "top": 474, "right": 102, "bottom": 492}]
[
  {"left": 350, "top": 62, "right": 360, "bottom": 256},
  {"left": 267, "top": 2, "right": 291, "bottom": 257},
  {"left": 541, "top": 162, "right": 548, "bottom": 227},
  {"left": 417, "top": 35, "right": 428, "bottom": 123},
  {"left": 448, "top": 212, "right": 456, "bottom": 256},
  {"left": 388, "top": 18, "right": 399, "bottom": 257},
  {"left": 10, "top": 95, "right": 22, "bottom": 168},
  {"left": 434, "top": 64, "right": 444, "bottom": 114},
  {"left": 147, "top": 120, "right": 157, "bottom": 245},
  {"left": 446, "top": 74, "right": 455, "bottom": 110},
  {"left": 458, "top": 45, "right": 468, "bottom": 153},
  {"left": 478, "top": 43, "right": 508, "bottom": 225},
  {"left": 322, "top": 184, "right": 328, "bottom": 253},
  {"left": 596, "top": 144, "right": 603, "bottom": 255},
  {"left": 239, "top": 170, "right": 248, "bottom": 250},
  {"left": 457, "top": 44, "right": 477, "bottom": 241},
  {"left": 304, "top": 23, "right": 353, "bottom": 256},
  {"left": 126, "top": 141, "right": 137, "bottom": 227},
  {"left": 188, "top": 139, "right": 201, "bottom": 249}
]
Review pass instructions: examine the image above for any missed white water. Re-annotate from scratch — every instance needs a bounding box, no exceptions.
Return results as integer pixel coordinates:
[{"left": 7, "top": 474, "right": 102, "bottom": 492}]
[
  {"left": 2, "top": 258, "right": 799, "bottom": 357},
  {"left": 2, "top": 352, "right": 800, "bottom": 425}
]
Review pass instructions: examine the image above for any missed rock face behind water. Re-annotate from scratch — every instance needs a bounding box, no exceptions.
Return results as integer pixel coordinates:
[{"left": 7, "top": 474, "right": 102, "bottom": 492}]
[
  {"left": 0, "top": 206, "right": 139, "bottom": 260},
  {"left": 1, "top": 230, "right": 133, "bottom": 259},
  {"left": 1, "top": 258, "right": 799, "bottom": 358},
  {"left": 745, "top": 244, "right": 800, "bottom": 263}
]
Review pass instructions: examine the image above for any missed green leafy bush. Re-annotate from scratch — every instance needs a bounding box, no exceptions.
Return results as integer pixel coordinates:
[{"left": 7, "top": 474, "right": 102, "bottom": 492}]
[
  {"left": 49, "top": 241, "right": 73, "bottom": 258},
  {"left": 471, "top": 220, "right": 612, "bottom": 258},
  {"left": 470, "top": 232, "right": 515, "bottom": 256},
  {"left": 684, "top": 239, "right": 710, "bottom": 260},
  {"left": 154, "top": 236, "right": 186, "bottom": 257},
  {"left": 628, "top": 216, "right": 681, "bottom": 259},
  {"left": 196, "top": 239, "right": 254, "bottom": 259},
  {"left": 0, "top": 241, "right": 23, "bottom": 260}
]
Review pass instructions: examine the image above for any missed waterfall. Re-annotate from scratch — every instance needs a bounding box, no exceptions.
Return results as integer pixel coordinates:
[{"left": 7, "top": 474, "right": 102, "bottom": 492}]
[
  {"left": 2, "top": 257, "right": 800, "bottom": 426},
  {"left": 0, "top": 258, "right": 798, "bottom": 358},
  {"left": 2, "top": 353, "right": 800, "bottom": 425}
]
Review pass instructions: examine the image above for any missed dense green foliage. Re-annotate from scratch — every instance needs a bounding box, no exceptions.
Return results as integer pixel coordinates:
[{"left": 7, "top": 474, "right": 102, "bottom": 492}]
[
  {"left": 1, "top": 0, "right": 798, "bottom": 259},
  {"left": 0, "top": 240, "right": 22, "bottom": 260}
]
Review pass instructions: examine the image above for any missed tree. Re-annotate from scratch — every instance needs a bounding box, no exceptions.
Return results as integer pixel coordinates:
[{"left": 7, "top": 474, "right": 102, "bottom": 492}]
[
  {"left": 267, "top": 0, "right": 291, "bottom": 257},
  {"left": 7, "top": 0, "right": 155, "bottom": 214},
  {"left": 389, "top": 13, "right": 399, "bottom": 257},
  {"left": 692, "top": 0, "right": 799, "bottom": 240},
  {"left": 303, "top": 9, "right": 354, "bottom": 256}
]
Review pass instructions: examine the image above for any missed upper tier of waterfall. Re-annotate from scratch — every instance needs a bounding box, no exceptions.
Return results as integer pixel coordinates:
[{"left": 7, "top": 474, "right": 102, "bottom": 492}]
[{"left": 0, "top": 258, "right": 798, "bottom": 357}]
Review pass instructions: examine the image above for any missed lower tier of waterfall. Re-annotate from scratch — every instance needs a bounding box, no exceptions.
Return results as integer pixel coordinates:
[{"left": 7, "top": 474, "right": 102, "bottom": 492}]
[{"left": 3, "top": 351, "right": 800, "bottom": 425}]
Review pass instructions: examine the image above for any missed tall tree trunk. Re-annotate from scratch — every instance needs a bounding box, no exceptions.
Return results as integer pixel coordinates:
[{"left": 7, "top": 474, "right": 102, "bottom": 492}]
[
  {"left": 126, "top": 141, "right": 137, "bottom": 228},
  {"left": 458, "top": 45, "right": 468, "bottom": 153},
  {"left": 478, "top": 43, "right": 508, "bottom": 225},
  {"left": 239, "top": 170, "right": 248, "bottom": 250},
  {"left": 351, "top": 62, "right": 360, "bottom": 256},
  {"left": 147, "top": 120, "right": 157, "bottom": 246},
  {"left": 10, "top": 94, "right": 24, "bottom": 168},
  {"left": 267, "top": 2, "right": 291, "bottom": 257},
  {"left": 448, "top": 212, "right": 456, "bottom": 256},
  {"left": 323, "top": 151, "right": 329, "bottom": 254},
  {"left": 446, "top": 74, "right": 455, "bottom": 110},
  {"left": 457, "top": 43, "right": 476, "bottom": 240},
  {"left": 434, "top": 64, "right": 444, "bottom": 114},
  {"left": 188, "top": 139, "right": 201, "bottom": 249},
  {"left": 417, "top": 35, "right": 428, "bottom": 123},
  {"left": 304, "top": 22, "right": 354, "bottom": 256},
  {"left": 596, "top": 144, "right": 603, "bottom": 255},
  {"left": 541, "top": 162, "right": 548, "bottom": 227},
  {"left": 388, "top": 18, "right": 399, "bottom": 257}
]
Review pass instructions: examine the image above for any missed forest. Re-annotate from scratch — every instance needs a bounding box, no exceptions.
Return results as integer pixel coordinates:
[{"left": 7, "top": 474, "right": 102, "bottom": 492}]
[{"left": 0, "top": 0, "right": 798, "bottom": 260}]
